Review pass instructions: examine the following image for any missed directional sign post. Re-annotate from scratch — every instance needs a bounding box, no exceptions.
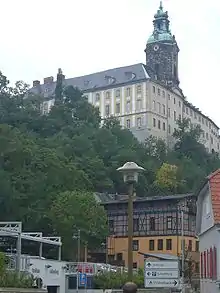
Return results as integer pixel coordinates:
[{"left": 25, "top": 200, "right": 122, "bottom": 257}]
[
  {"left": 144, "top": 260, "right": 180, "bottom": 289},
  {"left": 145, "top": 279, "right": 179, "bottom": 288}
]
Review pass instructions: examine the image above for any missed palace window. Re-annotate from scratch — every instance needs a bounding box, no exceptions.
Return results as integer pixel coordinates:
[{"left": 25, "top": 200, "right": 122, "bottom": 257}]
[
  {"left": 132, "top": 240, "right": 139, "bottom": 251},
  {"left": 126, "top": 87, "right": 131, "bottom": 97},
  {"left": 149, "top": 240, "right": 155, "bottom": 251},
  {"left": 95, "top": 93, "right": 100, "bottom": 102},
  {"left": 137, "top": 117, "right": 142, "bottom": 128},
  {"left": 116, "top": 103, "right": 120, "bottom": 114},
  {"left": 116, "top": 89, "right": 120, "bottom": 97},
  {"left": 188, "top": 240, "right": 192, "bottom": 251},
  {"left": 166, "top": 216, "right": 173, "bottom": 230},
  {"left": 105, "top": 104, "right": 110, "bottom": 116},
  {"left": 157, "top": 239, "right": 163, "bottom": 250},
  {"left": 163, "top": 122, "right": 166, "bottom": 131},
  {"left": 158, "top": 120, "right": 161, "bottom": 129},
  {"left": 166, "top": 239, "right": 172, "bottom": 250}
]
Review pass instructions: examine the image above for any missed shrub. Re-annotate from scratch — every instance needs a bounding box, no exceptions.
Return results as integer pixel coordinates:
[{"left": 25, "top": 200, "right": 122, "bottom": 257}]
[
  {"left": 94, "top": 269, "right": 144, "bottom": 289},
  {"left": 0, "top": 252, "right": 34, "bottom": 288},
  {"left": 0, "top": 271, "right": 34, "bottom": 288}
]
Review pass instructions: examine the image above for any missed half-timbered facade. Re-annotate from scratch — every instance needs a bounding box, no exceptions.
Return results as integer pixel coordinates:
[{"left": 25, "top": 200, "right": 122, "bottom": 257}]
[{"left": 94, "top": 193, "right": 199, "bottom": 269}]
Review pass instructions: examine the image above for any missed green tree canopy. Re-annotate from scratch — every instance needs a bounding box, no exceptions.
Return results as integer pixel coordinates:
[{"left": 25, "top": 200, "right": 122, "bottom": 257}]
[{"left": 50, "top": 190, "right": 108, "bottom": 259}]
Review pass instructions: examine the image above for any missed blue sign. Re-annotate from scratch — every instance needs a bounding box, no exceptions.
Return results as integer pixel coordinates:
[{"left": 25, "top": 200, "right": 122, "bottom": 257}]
[{"left": 79, "top": 273, "right": 87, "bottom": 286}]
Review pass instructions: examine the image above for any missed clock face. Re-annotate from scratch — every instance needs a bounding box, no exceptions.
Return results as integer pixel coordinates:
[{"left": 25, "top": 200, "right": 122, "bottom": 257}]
[{"left": 154, "top": 45, "right": 159, "bottom": 51}]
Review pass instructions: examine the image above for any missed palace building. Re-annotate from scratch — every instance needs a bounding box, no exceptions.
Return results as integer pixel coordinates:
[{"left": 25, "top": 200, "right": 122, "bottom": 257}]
[{"left": 30, "top": 2, "right": 220, "bottom": 153}]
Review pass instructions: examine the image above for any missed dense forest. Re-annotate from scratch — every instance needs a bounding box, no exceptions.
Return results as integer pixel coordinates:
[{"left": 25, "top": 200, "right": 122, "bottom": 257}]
[{"left": 0, "top": 70, "right": 219, "bottom": 259}]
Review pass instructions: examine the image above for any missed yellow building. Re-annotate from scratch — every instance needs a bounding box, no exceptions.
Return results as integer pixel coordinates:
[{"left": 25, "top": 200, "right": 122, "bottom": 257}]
[
  {"left": 30, "top": 2, "right": 220, "bottom": 153},
  {"left": 93, "top": 193, "right": 199, "bottom": 269}
]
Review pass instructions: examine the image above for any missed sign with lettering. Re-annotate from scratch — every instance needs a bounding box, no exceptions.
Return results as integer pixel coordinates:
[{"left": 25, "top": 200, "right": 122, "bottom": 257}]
[
  {"left": 79, "top": 273, "right": 87, "bottom": 286},
  {"left": 32, "top": 268, "right": 40, "bottom": 274},
  {"left": 77, "top": 263, "right": 94, "bottom": 274},
  {"left": 49, "top": 269, "right": 59, "bottom": 275},
  {"left": 144, "top": 260, "right": 180, "bottom": 289}
]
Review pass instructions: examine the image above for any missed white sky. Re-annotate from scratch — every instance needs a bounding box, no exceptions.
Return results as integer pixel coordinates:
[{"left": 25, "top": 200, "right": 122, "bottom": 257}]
[{"left": 1, "top": 0, "right": 220, "bottom": 125}]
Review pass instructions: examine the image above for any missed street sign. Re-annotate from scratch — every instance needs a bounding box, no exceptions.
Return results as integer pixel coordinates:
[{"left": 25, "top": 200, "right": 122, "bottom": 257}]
[
  {"left": 145, "top": 270, "right": 179, "bottom": 278},
  {"left": 145, "top": 261, "right": 179, "bottom": 270},
  {"left": 79, "top": 273, "right": 87, "bottom": 287},
  {"left": 144, "top": 260, "right": 180, "bottom": 289},
  {"left": 145, "top": 278, "right": 179, "bottom": 288}
]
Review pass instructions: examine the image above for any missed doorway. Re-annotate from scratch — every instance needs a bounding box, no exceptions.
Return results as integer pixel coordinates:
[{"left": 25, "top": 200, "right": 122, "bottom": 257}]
[{"left": 47, "top": 286, "right": 59, "bottom": 293}]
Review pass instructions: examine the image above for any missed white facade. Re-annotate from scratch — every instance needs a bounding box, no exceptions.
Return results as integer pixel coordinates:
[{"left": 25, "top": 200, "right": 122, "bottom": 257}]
[
  {"left": 27, "top": 257, "right": 67, "bottom": 293},
  {"left": 196, "top": 173, "right": 220, "bottom": 293},
  {"left": 41, "top": 78, "right": 220, "bottom": 153},
  {"left": 20, "top": 256, "right": 116, "bottom": 293}
]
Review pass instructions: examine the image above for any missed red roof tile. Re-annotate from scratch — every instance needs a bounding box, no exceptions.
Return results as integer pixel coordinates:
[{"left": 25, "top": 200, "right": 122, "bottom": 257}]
[{"left": 208, "top": 169, "right": 220, "bottom": 223}]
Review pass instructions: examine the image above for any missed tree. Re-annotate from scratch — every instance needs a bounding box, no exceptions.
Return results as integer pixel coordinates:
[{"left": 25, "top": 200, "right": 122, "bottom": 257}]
[
  {"left": 54, "top": 68, "right": 64, "bottom": 105},
  {"left": 173, "top": 118, "right": 208, "bottom": 164},
  {"left": 50, "top": 190, "right": 108, "bottom": 260},
  {"left": 155, "top": 163, "right": 180, "bottom": 192},
  {"left": 181, "top": 247, "right": 199, "bottom": 289}
]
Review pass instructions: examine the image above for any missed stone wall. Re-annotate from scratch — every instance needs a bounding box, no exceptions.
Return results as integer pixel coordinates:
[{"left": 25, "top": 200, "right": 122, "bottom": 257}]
[{"left": 0, "top": 289, "right": 46, "bottom": 293}]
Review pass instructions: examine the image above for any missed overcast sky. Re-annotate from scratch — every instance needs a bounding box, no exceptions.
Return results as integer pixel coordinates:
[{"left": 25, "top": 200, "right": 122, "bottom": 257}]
[{"left": 1, "top": 0, "right": 220, "bottom": 125}]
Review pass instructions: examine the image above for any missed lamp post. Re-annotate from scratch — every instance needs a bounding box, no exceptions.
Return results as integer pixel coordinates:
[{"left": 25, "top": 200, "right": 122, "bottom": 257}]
[
  {"left": 117, "top": 162, "right": 145, "bottom": 281},
  {"left": 181, "top": 210, "right": 185, "bottom": 293},
  {"left": 73, "top": 229, "right": 81, "bottom": 262}
]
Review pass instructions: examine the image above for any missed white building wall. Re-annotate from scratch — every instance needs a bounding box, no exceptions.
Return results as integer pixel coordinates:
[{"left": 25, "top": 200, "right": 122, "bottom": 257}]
[
  {"left": 199, "top": 227, "right": 220, "bottom": 293},
  {"left": 41, "top": 80, "right": 220, "bottom": 153},
  {"left": 27, "top": 257, "right": 66, "bottom": 293}
]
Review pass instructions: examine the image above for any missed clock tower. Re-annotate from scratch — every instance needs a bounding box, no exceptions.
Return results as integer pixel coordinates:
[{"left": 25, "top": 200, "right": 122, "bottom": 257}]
[{"left": 145, "top": 1, "right": 180, "bottom": 87}]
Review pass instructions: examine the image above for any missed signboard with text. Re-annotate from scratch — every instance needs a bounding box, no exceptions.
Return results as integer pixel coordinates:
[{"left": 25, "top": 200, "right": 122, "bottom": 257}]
[
  {"left": 79, "top": 273, "right": 87, "bottom": 287},
  {"left": 144, "top": 260, "right": 179, "bottom": 289}
]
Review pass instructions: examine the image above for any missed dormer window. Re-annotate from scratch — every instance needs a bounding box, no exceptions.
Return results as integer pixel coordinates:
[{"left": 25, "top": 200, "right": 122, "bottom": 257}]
[
  {"left": 84, "top": 80, "right": 90, "bottom": 87},
  {"left": 125, "top": 71, "right": 136, "bottom": 80},
  {"left": 105, "top": 76, "right": 115, "bottom": 85}
]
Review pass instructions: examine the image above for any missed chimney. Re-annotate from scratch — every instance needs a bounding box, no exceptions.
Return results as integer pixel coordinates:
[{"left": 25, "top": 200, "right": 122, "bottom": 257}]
[
  {"left": 33, "top": 80, "right": 40, "bottom": 87},
  {"left": 43, "top": 76, "right": 54, "bottom": 84}
]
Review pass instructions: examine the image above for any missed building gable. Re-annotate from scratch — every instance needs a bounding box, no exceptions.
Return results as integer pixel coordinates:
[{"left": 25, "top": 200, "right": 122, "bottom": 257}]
[{"left": 196, "top": 182, "right": 214, "bottom": 235}]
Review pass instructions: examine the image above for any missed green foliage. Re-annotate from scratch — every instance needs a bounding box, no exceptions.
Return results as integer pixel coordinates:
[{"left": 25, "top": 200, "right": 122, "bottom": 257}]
[
  {"left": 0, "top": 253, "right": 6, "bottom": 275},
  {"left": 0, "top": 69, "right": 219, "bottom": 259},
  {"left": 50, "top": 190, "right": 108, "bottom": 259},
  {"left": 94, "top": 270, "right": 144, "bottom": 289},
  {"left": 155, "top": 163, "right": 179, "bottom": 192},
  {"left": 0, "top": 252, "right": 33, "bottom": 288},
  {"left": 0, "top": 271, "right": 34, "bottom": 288}
]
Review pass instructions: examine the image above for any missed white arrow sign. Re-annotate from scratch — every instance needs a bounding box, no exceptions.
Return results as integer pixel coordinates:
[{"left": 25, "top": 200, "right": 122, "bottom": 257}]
[
  {"left": 145, "top": 278, "right": 179, "bottom": 288},
  {"left": 145, "top": 270, "right": 179, "bottom": 278},
  {"left": 145, "top": 261, "right": 179, "bottom": 270}
]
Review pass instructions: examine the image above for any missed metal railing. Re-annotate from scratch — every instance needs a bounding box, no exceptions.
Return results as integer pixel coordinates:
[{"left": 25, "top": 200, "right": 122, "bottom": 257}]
[{"left": 6, "top": 253, "right": 30, "bottom": 272}]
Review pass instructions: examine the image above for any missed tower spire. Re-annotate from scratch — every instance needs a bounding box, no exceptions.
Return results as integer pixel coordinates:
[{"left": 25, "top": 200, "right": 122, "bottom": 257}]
[{"left": 144, "top": 2, "right": 180, "bottom": 87}]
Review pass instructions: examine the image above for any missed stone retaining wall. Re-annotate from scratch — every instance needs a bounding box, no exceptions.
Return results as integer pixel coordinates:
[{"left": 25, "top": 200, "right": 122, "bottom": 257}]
[{"left": 0, "top": 289, "right": 46, "bottom": 293}]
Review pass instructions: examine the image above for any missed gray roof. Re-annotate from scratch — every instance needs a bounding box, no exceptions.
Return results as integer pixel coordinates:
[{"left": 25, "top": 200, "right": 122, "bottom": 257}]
[
  {"left": 139, "top": 252, "right": 179, "bottom": 260},
  {"left": 30, "top": 63, "right": 149, "bottom": 96},
  {"left": 95, "top": 192, "right": 195, "bottom": 204}
]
